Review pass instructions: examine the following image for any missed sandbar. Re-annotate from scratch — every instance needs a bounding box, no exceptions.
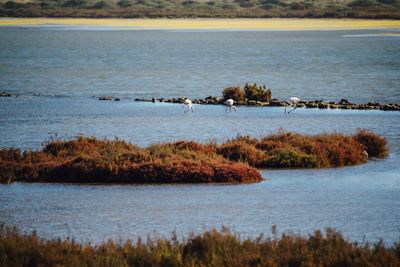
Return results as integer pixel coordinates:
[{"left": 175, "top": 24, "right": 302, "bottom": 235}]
[{"left": 1, "top": 18, "right": 400, "bottom": 30}]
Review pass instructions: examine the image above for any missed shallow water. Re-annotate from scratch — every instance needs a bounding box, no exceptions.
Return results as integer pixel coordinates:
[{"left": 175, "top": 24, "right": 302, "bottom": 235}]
[{"left": 0, "top": 28, "right": 400, "bottom": 244}]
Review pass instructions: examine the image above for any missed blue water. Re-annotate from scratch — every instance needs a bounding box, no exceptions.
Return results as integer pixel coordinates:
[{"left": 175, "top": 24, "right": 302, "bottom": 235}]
[{"left": 0, "top": 27, "right": 400, "bottom": 244}]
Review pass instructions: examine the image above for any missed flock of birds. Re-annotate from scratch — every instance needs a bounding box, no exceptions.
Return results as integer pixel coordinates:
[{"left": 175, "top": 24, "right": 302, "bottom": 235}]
[{"left": 182, "top": 97, "right": 300, "bottom": 113}]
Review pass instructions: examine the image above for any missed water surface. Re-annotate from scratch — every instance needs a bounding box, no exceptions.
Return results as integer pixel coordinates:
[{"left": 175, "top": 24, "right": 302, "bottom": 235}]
[{"left": 0, "top": 28, "right": 399, "bottom": 244}]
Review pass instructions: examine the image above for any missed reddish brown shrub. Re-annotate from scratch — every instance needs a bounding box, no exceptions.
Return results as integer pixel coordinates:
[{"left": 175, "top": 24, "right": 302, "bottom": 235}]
[
  {"left": 222, "top": 86, "right": 246, "bottom": 101},
  {"left": 0, "top": 137, "right": 261, "bottom": 184},
  {"left": 217, "top": 141, "right": 265, "bottom": 167},
  {"left": 355, "top": 129, "right": 388, "bottom": 158},
  {"left": 171, "top": 141, "right": 216, "bottom": 154}
]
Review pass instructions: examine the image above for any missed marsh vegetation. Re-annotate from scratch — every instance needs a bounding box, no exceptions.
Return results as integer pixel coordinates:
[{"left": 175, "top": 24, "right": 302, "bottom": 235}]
[
  {"left": 0, "top": 130, "right": 388, "bottom": 184},
  {"left": 0, "top": 224, "right": 399, "bottom": 267}
]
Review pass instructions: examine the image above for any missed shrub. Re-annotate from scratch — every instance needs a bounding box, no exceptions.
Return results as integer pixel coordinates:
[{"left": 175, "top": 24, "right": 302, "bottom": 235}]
[
  {"left": 236, "top": 0, "right": 254, "bottom": 8},
  {"left": 92, "top": 0, "right": 113, "bottom": 8},
  {"left": 62, "top": 0, "right": 89, "bottom": 8},
  {"left": 182, "top": 0, "right": 197, "bottom": 6},
  {"left": 378, "top": 0, "right": 400, "bottom": 6},
  {"left": 377, "top": 0, "right": 399, "bottom": 5},
  {"left": 265, "top": 148, "right": 318, "bottom": 168},
  {"left": 217, "top": 131, "right": 384, "bottom": 168},
  {"left": 355, "top": 129, "right": 388, "bottom": 158},
  {"left": 244, "top": 83, "right": 272, "bottom": 102},
  {"left": 222, "top": 86, "right": 245, "bottom": 101},
  {"left": 290, "top": 1, "right": 305, "bottom": 9},
  {"left": 117, "top": 0, "right": 133, "bottom": 7},
  {"left": 349, "top": 0, "right": 378, "bottom": 7},
  {"left": 3, "top": 1, "right": 25, "bottom": 9},
  {"left": 217, "top": 141, "right": 265, "bottom": 167}
]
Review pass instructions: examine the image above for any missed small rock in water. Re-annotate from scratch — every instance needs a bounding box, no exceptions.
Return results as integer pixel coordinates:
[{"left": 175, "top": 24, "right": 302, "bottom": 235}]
[
  {"left": 339, "top": 98, "right": 350, "bottom": 105},
  {"left": 269, "top": 99, "right": 285, "bottom": 107},
  {"left": 247, "top": 100, "right": 257, "bottom": 106},
  {"left": 99, "top": 96, "right": 114, "bottom": 101},
  {"left": 0, "top": 91, "right": 12, "bottom": 97},
  {"left": 318, "top": 102, "right": 328, "bottom": 109}
]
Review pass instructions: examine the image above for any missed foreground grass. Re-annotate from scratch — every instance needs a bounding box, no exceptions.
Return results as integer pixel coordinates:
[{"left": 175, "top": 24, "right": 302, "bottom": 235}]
[
  {"left": 0, "top": 224, "right": 399, "bottom": 267},
  {"left": 0, "top": 130, "right": 388, "bottom": 183}
]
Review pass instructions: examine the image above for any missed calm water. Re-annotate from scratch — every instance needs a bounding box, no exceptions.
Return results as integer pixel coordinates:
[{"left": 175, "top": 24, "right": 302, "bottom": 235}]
[{"left": 0, "top": 27, "right": 400, "bottom": 244}]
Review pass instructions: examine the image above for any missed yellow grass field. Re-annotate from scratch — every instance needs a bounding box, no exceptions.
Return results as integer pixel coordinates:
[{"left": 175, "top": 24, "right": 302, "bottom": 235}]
[{"left": 1, "top": 18, "right": 400, "bottom": 30}]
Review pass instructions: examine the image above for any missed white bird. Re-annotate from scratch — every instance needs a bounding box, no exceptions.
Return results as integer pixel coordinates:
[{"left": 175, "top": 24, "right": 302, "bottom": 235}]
[
  {"left": 224, "top": 99, "right": 237, "bottom": 112},
  {"left": 182, "top": 99, "right": 194, "bottom": 113},
  {"left": 285, "top": 97, "right": 300, "bottom": 114}
]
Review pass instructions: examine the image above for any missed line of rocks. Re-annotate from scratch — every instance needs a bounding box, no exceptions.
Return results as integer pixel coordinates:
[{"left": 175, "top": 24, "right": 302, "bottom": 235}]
[
  {"left": 134, "top": 97, "right": 400, "bottom": 111},
  {"left": 3, "top": 91, "right": 398, "bottom": 111}
]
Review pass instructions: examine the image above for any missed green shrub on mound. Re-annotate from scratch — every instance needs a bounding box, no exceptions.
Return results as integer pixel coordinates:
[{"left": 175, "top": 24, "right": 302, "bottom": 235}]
[
  {"left": 0, "top": 130, "right": 388, "bottom": 183},
  {"left": 0, "top": 224, "right": 399, "bottom": 267},
  {"left": 244, "top": 83, "right": 272, "bottom": 102},
  {"left": 217, "top": 130, "right": 387, "bottom": 168},
  {"left": 221, "top": 83, "right": 272, "bottom": 102}
]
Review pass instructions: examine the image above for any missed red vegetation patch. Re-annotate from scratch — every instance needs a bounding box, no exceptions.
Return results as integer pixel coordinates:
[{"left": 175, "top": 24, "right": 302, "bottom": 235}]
[
  {"left": 217, "top": 140, "right": 266, "bottom": 167},
  {"left": 222, "top": 86, "right": 245, "bottom": 101},
  {"left": 0, "top": 136, "right": 261, "bottom": 184},
  {"left": 0, "top": 130, "right": 388, "bottom": 183},
  {"left": 355, "top": 129, "right": 389, "bottom": 158}
]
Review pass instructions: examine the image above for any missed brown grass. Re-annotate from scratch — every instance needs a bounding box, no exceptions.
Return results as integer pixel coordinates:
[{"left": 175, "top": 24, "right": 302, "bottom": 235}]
[
  {"left": 0, "top": 223, "right": 399, "bottom": 267},
  {"left": 0, "top": 130, "right": 388, "bottom": 183}
]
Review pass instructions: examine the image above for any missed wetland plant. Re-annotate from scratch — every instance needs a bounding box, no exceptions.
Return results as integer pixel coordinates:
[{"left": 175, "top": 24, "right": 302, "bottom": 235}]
[
  {"left": 0, "top": 224, "right": 399, "bottom": 267},
  {"left": 0, "top": 130, "right": 388, "bottom": 183}
]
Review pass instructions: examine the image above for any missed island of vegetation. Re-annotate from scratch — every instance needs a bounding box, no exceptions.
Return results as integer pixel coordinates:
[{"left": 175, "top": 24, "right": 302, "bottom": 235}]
[
  {"left": 0, "top": 130, "right": 388, "bottom": 184},
  {"left": 0, "top": 224, "right": 399, "bottom": 266},
  {"left": 0, "top": 0, "right": 400, "bottom": 18}
]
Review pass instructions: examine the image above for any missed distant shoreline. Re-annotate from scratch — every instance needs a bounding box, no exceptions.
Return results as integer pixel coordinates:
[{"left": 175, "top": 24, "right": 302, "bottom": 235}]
[{"left": 1, "top": 18, "right": 400, "bottom": 30}]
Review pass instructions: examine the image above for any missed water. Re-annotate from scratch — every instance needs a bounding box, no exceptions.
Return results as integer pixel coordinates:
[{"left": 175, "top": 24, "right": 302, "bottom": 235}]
[
  {"left": 1, "top": 28, "right": 400, "bottom": 102},
  {"left": 0, "top": 27, "right": 400, "bottom": 244}
]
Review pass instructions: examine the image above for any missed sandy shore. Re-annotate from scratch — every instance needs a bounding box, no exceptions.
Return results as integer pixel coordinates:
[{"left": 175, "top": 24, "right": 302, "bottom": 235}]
[{"left": 1, "top": 18, "right": 400, "bottom": 30}]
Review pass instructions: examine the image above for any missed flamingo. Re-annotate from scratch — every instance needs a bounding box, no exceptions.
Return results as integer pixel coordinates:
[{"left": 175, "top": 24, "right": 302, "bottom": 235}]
[
  {"left": 182, "top": 99, "right": 194, "bottom": 113},
  {"left": 224, "top": 99, "right": 237, "bottom": 112},
  {"left": 285, "top": 97, "right": 300, "bottom": 114}
]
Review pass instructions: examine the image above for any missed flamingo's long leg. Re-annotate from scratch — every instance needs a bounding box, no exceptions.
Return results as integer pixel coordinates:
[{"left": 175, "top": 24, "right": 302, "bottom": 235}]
[{"left": 287, "top": 106, "right": 298, "bottom": 114}]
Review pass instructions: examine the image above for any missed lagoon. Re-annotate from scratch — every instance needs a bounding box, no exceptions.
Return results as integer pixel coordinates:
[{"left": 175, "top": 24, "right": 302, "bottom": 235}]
[{"left": 0, "top": 27, "right": 400, "bottom": 244}]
